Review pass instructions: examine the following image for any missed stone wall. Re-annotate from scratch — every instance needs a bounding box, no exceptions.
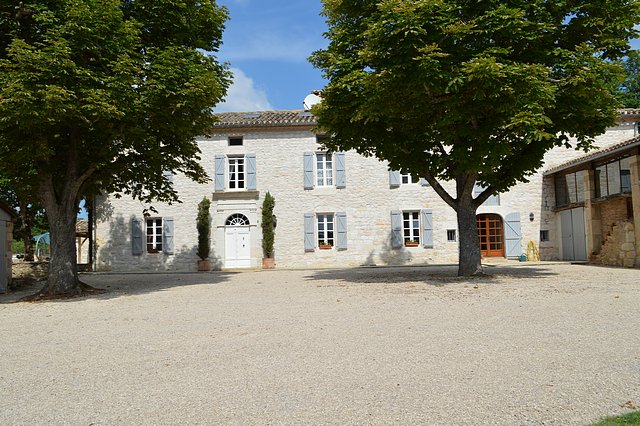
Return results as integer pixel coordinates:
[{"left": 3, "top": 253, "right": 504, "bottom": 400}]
[
  {"left": 93, "top": 123, "right": 638, "bottom": 271},
  {"left": 596, "top": 221, "right": 636, "bottom": 267}
]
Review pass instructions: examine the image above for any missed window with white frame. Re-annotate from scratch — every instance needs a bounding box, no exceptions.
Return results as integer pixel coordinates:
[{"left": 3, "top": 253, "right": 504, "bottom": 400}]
[
  {"left": 316, "top": 153, "right": 333, "bottom": 187},
  {"left": 228, "top": 156, "right": 245, "bottom": 189},
  {"left": 403, "top": 211, "right": 420, "bottom": 244},
  {"left": 146, "top": 218, "right": 163, "bottom": 253},
  {"left": 401, "top": 173, "right": 419, "bottom": 185},
  {"left": 317, "top": 213, "right": 334, "bottom": 247}
]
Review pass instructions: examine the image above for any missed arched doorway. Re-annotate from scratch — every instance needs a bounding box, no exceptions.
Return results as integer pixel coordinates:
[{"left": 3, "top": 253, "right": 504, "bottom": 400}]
[
  {"left": 476, "top": 214, "right": 505, "bottom": 257},
  {"left": 225, "top": 213, "right": 251, "bottom": 268}
]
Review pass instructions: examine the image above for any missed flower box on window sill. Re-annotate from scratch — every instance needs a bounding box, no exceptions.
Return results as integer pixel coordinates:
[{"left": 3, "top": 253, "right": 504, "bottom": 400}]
[
  {"left": 147, "top": 248, "right": 160, "bottom": 254},
  {"left": 404, "top": 241, "right": 419, "bottom": 247},
  {"left": 319, "top": 244, "right": 333, "bottom": 250}
]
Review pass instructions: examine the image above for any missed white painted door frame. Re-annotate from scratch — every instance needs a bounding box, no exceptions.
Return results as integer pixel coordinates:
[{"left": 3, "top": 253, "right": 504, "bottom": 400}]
[{"left": 224, "top": 226, "right": 251, "bottom": 268}]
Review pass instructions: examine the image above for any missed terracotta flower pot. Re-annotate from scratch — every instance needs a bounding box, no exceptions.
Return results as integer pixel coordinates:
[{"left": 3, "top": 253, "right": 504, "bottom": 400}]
[
  {"left": 262, "top": 257, "right": 275, "bottom": 269},
  {"left": 197, "top": 259, "right": 211, "bottom": 271}
]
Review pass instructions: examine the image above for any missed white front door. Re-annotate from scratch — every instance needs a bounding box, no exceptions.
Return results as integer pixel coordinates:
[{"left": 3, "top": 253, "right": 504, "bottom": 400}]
[{"left": 225, "top": 226, "right": 251, "bottom": 268}]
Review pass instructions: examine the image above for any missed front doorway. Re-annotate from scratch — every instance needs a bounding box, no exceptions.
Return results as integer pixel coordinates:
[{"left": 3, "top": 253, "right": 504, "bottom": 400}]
[
  {"left": 560, "top": 207, "right": 587, "bottom": 261},
  {"left": 224, "top": 214, "right": 251, "bottom": 268},
  {"left": 477, "top": 214, "right": 505, "bottom": 257}
]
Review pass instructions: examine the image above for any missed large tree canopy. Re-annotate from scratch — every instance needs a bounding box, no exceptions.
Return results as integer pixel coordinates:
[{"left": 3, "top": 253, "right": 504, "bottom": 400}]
[
  {"left": 0, "top": 0, "right": 231, "bottom": 295},
  {"left": 311, "top": 0, "right": 639, "bottom": 275},
  {"left": 617, "top": 50, "right": 640, "bottom": 108}
]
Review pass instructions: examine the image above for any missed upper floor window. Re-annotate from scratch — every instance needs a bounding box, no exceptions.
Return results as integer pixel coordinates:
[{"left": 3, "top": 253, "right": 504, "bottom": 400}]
[
  {"left": 401, "top": 173, "right": 419, "bottom": 185},
  {"left": 228, "top": 136, "right": 243, "bottom": 146},
  {"left": 316, "top": 153, "right": 333, "bottom": 187},
  {"left": 473, "top": 183, "right": 500, "bottom": 206},
  {"left": 595, "top": 157, "right": 631, "bottom": 198},
  {"left": 228, "top": 156, "right": 245, "bottom": 189},
  {"left": 303, "top": 151, "right": 346, "bottom": 189},
  {"left": 214, "top": 154, "right": 257, "bottom": 192},
  {"left": 554, "top": 170, "right": 586, "bottom": 207}
]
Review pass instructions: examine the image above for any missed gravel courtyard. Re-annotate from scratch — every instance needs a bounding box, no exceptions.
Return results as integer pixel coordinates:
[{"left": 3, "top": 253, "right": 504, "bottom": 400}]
[{"left": 1, "top": 263, "right": 639, "bottom": 425}]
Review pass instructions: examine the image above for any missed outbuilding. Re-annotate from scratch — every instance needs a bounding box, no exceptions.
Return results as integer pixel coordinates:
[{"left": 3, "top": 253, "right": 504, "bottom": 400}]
[{"left": 0, "top": 201, "right": 17, "bottom": 293}]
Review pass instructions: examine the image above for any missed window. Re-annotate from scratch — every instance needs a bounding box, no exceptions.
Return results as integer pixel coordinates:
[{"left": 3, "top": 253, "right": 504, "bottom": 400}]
[
  {"left": 228, "top": 156, "right": 245, "bottom": 189},
  {"left": 215, "top": 154, "right": 256, "bottom": 192},
  {"left": 595, "top": 157, "right": 632, "bottom": 198},
  {"left": 316, "top": 153, "right": 333, "bottom": 187},
  {"left": 555, "top": 170, "right": 586, "bottom": 207},
  {"left": 473, "top": 183, "right": 500, "bottom": 206},
  {"left": 400, "top": 173, "right": 419, "bottom": 185},
  {"left": 146, "top": 218, "right": 163, "bottom": 253},
  {"left": 540, "top": 230, "right": 549, "bottom": 242},
  {"left": 403, "top": 211, "right": 420, "bottom": 244},
  {"left": 317, "top": 214, "right": 334, "bottom": 247},
  {"left": 228, "top": 136, "right": 243, "bottom": 146},
  {"left": 447, "top": 229, "right": 457, "bottom": 242}
]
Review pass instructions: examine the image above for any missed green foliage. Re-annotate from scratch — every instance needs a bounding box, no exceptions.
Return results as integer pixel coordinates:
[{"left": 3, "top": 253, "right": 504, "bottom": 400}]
[
  {"left": 261, "top": 192, "right": 275, "bottom": 258},
  {"left": 196, "top": 197, "right": 211, "bottom": 260},
  {"left": 11, "top": 239, "right": 24, "bottom": 255},
  {"left": 617, "top": 51, "right": 640, "bottom": 108},
  {"left": 0, "top": 0, "right": 230, "bottom": 290},
  {"left": 592, "top": 411, "right": 640, "bottom": 425},
  {"left": 0, "top": 0, "right": 231, "bottom": 205},
  {"left": 311, "top": 0, "right": 639, "bottom": 197}
]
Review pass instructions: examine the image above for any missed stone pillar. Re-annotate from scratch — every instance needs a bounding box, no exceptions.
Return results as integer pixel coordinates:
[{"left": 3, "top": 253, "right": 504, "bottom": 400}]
[
  {"left": 583, "top": 169, "right": 601, "bottom": 259},
  {"left": 630, "top": 155, "right": 640, "bottom": 267}
]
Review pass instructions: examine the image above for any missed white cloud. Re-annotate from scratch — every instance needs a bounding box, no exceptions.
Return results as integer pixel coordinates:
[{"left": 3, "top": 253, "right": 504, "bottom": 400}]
[
  {"left": 221, "top": 32, "right": 323, "bottom": 63},
  {"left": 215, "top": 68, "right": 273, "bottom": 112}
]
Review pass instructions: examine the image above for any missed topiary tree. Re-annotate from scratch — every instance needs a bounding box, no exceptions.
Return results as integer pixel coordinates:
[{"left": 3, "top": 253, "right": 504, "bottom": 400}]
[
  {"left": 196, "top": 197, "right": 211, "bottom": 261},
  {"left": 261, "top": 192, "right": 275, "bottom": 259}
]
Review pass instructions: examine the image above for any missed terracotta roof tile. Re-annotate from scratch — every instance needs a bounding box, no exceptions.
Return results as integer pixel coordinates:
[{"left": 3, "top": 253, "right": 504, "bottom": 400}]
[
  {"left": 212, "top": 110, "right": 317, "bottom": 129},
  {"left": 545, "top": 135, "right": 640, "bottom": 175}
]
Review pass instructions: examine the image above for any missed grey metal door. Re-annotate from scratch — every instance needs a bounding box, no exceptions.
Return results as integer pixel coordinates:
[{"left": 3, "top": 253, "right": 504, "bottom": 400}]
[
  {"left": 560, "top": 208, "right": 587, "bottom": 261},
  {"left": 571, "top": 207, "right": 587, "bottom": 261}
]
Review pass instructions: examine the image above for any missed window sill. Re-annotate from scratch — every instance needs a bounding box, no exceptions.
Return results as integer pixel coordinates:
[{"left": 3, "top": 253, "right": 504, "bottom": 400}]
[
  {"left": 319, "top": 245, "right": 333, "bottom": 250},
  {"left": 404, "top": 242, "right": 420, "bottom": 247},
  {"left": 212, "top": 190, "right": 260, "bottom": 200}
]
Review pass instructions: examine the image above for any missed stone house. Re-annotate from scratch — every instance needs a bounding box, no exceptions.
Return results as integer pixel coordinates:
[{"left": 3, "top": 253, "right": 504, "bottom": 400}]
[
  {"left": 0, "top": 201, "right": 16, "bottom": 292},
  {"left": 92, "top": 109, "right": 640, "bottom": 271}
]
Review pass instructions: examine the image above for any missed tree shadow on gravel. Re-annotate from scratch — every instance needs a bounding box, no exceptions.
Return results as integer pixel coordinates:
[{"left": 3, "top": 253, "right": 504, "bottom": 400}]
[
  {"left": 306, "top": 264, "right": 559, "bottom": 287},
  {"left": 1, "top": 272, "right": 235, "bottom": 304}
]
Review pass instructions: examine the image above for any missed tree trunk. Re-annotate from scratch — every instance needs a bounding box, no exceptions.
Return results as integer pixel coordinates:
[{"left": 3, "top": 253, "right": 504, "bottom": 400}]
[
  {"left": 456, "top": 202, "right": 483, "bottom": 276},
  {"left": 41, "top": 200, "right": 80, "bottom": 295},
  {"left": 20, "top": 201, "right": 35, "bottom": 262}
]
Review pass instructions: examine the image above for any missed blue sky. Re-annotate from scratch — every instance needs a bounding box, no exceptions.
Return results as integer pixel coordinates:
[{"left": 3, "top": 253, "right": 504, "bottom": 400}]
[
  {"left": 215, "top": 1, "right": 640, "bottom": 113},
  {"left": 215, "top": 0, "right": 328, "bottom": 112}
]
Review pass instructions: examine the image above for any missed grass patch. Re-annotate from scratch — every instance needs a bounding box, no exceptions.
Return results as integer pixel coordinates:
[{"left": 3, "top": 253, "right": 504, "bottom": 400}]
[{"left": 592, "top": 411, "right": 640, "bottom": 425}]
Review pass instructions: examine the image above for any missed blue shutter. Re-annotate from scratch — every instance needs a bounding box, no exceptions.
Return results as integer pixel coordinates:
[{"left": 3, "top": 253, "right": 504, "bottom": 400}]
[
  {"left": 163, "top": 217, "right": 174, "bottom": 254},
  {"left": 391, "top": 210, "right": 402, "bottom": 249},
  {"left": 421, "top": 209, "right": 433, "bottom": 248},
  {"left": 304, "top": 213, "right": 315, "bottom": 251},
  {"left": 163, "top": 169, "right": 173, "bottom": 184},
  {"left": 303, "top": 152, "right": 314, "bottom": 189},
  {"left": 214, "top": 154, "right": 225, "bottom": 192},
  {"left": 131, "top": 218, "right": 143, "bottom": 255},
  {"left": 420, "top": 178, "right": 430, "bottom": 187},
  {"left": 474, "top": 183, "right": 500, "bottom": 206},
  {"left": 504, "top": 212, "right": 522, "bottom": 258},
  {"left": 335, "top": 152, "right": 346, "bottom": 188},
  {"left": 389, "top": 170, "right": 401, "bottom": 188},
  {"left": 246, "top": 153, "right": 257, "bottom": 190},
  {"left": 336, "top": 212, "right": 347, "bottom": 250}
]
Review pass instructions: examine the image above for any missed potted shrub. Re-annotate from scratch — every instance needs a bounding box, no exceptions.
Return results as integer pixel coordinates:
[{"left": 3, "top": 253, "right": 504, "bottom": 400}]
[
  {"left": 261, "top": 192, "right": 276, "bottom": 269},
  {"left": 196, "top": 197, "right": 211, "bottom": 271}
]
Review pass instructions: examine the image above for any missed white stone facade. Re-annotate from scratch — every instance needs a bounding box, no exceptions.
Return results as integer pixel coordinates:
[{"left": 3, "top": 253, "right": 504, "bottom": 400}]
[{"left": 93, "top": 112, "right": 638, "bottom": 272}]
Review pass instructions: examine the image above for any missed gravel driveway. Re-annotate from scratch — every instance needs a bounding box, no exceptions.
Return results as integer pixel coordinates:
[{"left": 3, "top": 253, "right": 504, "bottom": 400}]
[{"left": 1, "top": 263, "right": 639, "bottom": 425}]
